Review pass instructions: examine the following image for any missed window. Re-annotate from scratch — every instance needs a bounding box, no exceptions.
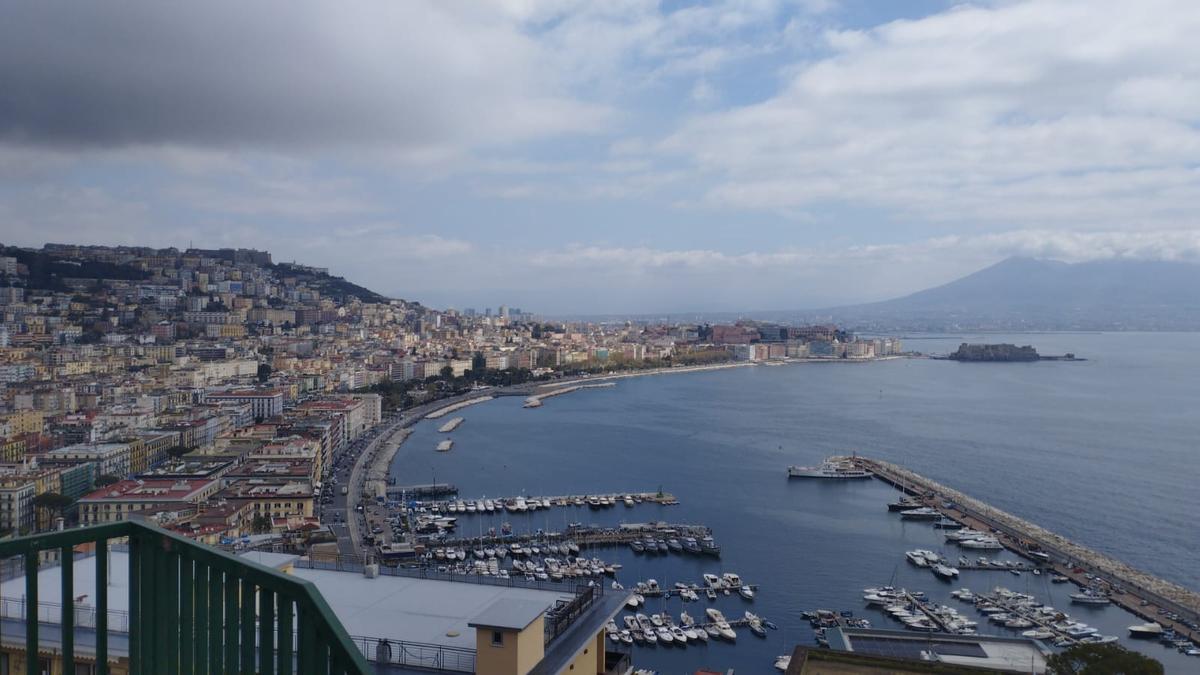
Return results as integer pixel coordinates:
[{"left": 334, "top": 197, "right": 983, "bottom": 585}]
[{"left": 491, "top": 630, "right": 504, "bottom": 647}]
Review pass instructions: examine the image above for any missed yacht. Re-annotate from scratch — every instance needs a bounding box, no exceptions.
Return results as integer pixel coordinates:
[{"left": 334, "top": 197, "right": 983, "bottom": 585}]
[
  {"left": 959, "top": 537, "right": 1003, "bottom": 550},
  {"left": 655, "top": 627, "right": 674, "bottom": 644},
  {"left": 746, "top": 612, "right": 766, "bottom": 637},
  {"left": 899, "top": 507, "right": 941, "bottom": 520},
  {"left": 703, "top": 573, "right": 723, "bottom": 589},
  {"left": 887, "top": 497, "right": 922, "bottom": 511},
  {"left": 670, "top": 626, "right": 689, "bottom": 644},
  {"left": 1128, "top": 622, "right": 1164, "bottom": 638},
  {"left": 682, "top": 537, "right": 701, "bottom": 554},
  {"left": 1070, "top": 592, "right": 1111, "bottom": 605},
  {"left": 932, "top": 564, "right": 960, "bottom": 580},
  {"left": 721, "top": 572, "right": 743, "bottom": 588},
  {"left": 774, "top": 656, "right": 792, "bottom": 672},
  {"left": 906, "top": 550, "right": 932, "bottom": 567},
  {"left": 787, "top": 458, "right": 872, "bottom": 479},
  {"left": 739, "top": 585, "right": 755, "bottom": 600}
]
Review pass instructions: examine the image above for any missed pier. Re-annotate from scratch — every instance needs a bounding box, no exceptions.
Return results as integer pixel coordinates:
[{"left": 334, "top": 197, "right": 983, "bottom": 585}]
[
  {"left": 434, "top": 522, "right": 713, "bottom": 550},
  {"left": 417, "top": 491, "right": 679, "bottom": 513},
  {"left": 855, "top": 456, "right": 1200, "bottom": 641}
]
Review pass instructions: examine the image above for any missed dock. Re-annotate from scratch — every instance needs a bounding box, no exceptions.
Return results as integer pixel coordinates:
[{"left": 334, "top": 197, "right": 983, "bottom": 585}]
[
  {"left": 855, "top": 456, "right": 1200, "bottom": 641},
  {"left": 419, "top": 491, "right": 679, "bottom": 513},
  {"left": 433, "top": 522, "right": 713, "bottom": 551},
  {"left": 438, "top": 417, "right": 464, "bottom": 433}
]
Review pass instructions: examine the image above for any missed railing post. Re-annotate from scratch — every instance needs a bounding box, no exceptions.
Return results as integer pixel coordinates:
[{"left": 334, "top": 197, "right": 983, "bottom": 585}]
[
  {"left": 278, "top": 597, "right": 294, "bottom": 675},
  {"left": 128, "top": 532, "right": 140, "bottom": 675},
  {"left": 96, "top": 539, "right": 108, "bottom": 675},
  {"left": 61, "top": 545, "right": 75, "bottom": 675},
  {"left": 224, "top": 571, "right": 240, "bottom": 673},
  {"left": 209, "top": 567, "right": 223, "bottom": 672},
  {"left": 260, "top": 588, "right": 276, "bottom": 674},
  {"left": 180, "top": 554, "right": 194, "bottom": 675},
  {"left": 24, "top": 551, "right": 38, "bottom": 675},
  {"left": 240, "top": 576, "right": 255, "bottom": 673},
  {"left": 195, "top": 562, "right": 208, "bottom": 675}
]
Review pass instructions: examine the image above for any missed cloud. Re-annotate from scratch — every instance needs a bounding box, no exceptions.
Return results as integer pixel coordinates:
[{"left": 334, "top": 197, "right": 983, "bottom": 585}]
[
  {"left": 659, "top": 0, "right": 1200, "bottom": 230},
  {"left": 0, "top": 1, "right": 609, "bottom": 154}
]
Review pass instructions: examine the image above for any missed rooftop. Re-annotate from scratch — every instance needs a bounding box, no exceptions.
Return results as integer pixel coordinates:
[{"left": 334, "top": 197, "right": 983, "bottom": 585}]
[
  {"left": 80, "top": 478, "right": 215, "bottom": 502},
  {"left": 287, "top": 564, "right": 571, "bottom": 650},
  {"left": 825, "top": 627, "right": 1050, "bottom": 674}
]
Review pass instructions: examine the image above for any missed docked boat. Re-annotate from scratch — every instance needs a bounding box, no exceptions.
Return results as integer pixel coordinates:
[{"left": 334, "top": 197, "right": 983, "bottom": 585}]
[
  {"left": 705, "top": 609, "right": 737, "bottom": 640},
  {"left": 932, "top": 564, "right": 960, "bottom": 580},
  {"left": 774, "top": 655, "right": 791, "bottom": 672},
  {"left": 746, "top": 612, "right": 766, "bottom": 637},
  {"left": 899, "top": 507, "right": 941, "bottom": 520},
  {"left": 959, "top": 537, "right": 1003, "bottom": 550},
  {"left": 787, "top": 458, "right": 872, "bottom": 479},
  {"left": 699, "top": 536, "right": 721, "bottom": 557},
  {"left": 1128, "top": 622, "right": 1164, "bottom": 638},
  {"left": 933, "top": 517, "right": 964, "bottom": 529},
  {"left": 629, "top": 540, "right": 645, "bottom": 553},
  {"left": 887, "top": 497, "right": 922, "bottom": 511},
  {"left": 739, "top": 585, "right": 756, "bottom": 600},
  {"left": 1070, "top": 592, "right": 1111, "bottom": 605}
]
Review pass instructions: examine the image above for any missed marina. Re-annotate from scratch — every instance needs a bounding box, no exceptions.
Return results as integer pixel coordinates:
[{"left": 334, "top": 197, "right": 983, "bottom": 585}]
[
  {"left": 417, "top": 491, "right": 679, "bottom": 515},
  {"left": 854, "top": 456, "right": 1200, "bottom": 652}
]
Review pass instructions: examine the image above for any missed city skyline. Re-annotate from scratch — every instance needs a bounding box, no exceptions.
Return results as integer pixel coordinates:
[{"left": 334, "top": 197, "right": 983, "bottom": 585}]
[{"left": 4, "top": 0, "right": 1200, "bottom": 313}]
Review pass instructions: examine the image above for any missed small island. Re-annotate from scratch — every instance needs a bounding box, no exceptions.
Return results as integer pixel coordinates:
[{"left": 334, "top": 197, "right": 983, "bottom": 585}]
[{"left": 947, "top": 343, "right": 1084, "bottom": 362}]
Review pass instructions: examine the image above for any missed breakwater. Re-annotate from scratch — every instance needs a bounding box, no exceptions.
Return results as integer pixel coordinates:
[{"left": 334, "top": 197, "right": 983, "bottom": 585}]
[
  {"left": 424, "top": 396, "right": 494, "bottom": 419},
  {"left": 523, "top": 382, "right": 616, "bottom": 408}
]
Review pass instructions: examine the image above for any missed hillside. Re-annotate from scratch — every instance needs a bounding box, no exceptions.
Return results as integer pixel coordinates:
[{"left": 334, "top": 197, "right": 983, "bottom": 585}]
[{"left": 819, "top": 257, "right": 1200, "bottom": 331}]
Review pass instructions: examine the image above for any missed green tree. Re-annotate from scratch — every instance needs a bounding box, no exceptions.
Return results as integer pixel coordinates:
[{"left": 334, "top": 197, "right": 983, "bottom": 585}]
[
  {"left": 1047, "top": 643, "right": 1163, "bottom": 675},
  {"left": 33, "top": 492, "right": 76, "bottom": 526},
  {"left": 439, "top": 365, "right": 454, "bottom": 379},
  {"left": 250, "top": 514, "right": 272, "bottom": 534},
  {"left": 257, "top": 363, "right": 273, "bottom": 383}
]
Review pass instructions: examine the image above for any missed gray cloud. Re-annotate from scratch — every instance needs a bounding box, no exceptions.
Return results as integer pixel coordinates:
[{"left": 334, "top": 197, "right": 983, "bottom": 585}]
[{"left": 0, "top": 1, "right": 607, "bottom": 151}]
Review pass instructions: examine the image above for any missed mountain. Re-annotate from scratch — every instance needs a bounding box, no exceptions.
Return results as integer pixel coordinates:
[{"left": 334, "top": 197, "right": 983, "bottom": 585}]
[{"left": 818, "top": 257, "right": 1200, "bottom": 331}]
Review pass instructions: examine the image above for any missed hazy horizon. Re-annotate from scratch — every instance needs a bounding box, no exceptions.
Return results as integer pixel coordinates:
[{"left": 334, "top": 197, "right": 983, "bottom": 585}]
[{"left": 4, "top": 0, "right": 1200, "bottom": 313}]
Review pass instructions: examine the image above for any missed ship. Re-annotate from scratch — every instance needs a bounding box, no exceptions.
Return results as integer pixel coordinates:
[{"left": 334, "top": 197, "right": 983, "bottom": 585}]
[{"left": 787, "top": 457, "right": 872, "bottom": 479}]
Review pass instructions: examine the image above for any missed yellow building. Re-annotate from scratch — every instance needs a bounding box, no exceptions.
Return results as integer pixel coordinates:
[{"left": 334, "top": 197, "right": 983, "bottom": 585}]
[{"left": 2, "top": 410, "right": 44, "bottom": 436}]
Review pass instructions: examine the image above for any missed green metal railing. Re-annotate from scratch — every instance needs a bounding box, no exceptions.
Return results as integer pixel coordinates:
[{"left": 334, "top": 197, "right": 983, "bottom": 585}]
[{"left": 0, "top": 521, "right": 369, "bottom": 675}]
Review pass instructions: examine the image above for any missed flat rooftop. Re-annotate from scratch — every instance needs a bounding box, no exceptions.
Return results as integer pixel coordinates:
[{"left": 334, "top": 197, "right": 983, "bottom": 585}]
[
  {"left": 289, "top": 565, "right": 572, "bottom": 650},
  {"left": 827, "top": 627, "right": 1050, "bottom": 674}
]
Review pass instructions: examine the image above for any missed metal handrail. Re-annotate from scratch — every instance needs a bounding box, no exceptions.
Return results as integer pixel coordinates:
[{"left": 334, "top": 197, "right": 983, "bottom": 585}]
[{"left": 0, "top": 520, "right": 370, "bottom": 675}]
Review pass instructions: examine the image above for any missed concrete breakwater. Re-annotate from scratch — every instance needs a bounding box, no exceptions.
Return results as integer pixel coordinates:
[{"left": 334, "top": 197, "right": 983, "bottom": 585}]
[
  {"left": 524, "top": 382, "right": 615, "bottom": 408},
  {"left": 855, "top": 457, "right": 1200, "bottom": 626},
  {"left": 424, "top": 395, "right": 494, "bottom": 419},
  {"left": 438, "top": 417, "right": 464, "bottom": 432}
]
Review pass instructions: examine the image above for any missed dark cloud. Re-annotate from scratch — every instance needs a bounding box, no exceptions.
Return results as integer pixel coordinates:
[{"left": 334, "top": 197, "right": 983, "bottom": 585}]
[{"left": 0, "top": 1, "right": 604, "bottom": 150}]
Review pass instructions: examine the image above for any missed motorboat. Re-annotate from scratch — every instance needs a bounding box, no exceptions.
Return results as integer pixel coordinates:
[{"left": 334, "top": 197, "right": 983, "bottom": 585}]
[
  {"left": 746, "top": 612, "right": 766, "bottom": 637},
  {"left": 682, "top": 537, "right": 702, "bottom": 554},
  {"left": 906, "top": 550, "right": 932, "bottom": 567},
  {"left": 932, "top": 564, "right": 960, "bottom": 579},
  {"left": 629, "top": 540, "right": 645, "bottom": 553},
  {"left": 1022, "top": 629, "right": 1054, "bottom": 640},
  {"left": 721, "top": 573, "right": 743, "bottom": 588},
  {"left": 670, "top": 626, "right": 688, "bottom": 643},
  {"left": 739, "top": 585, "right": 755, "bottom": 600},
  {"left": 1070, "top": 592, "right": 1111, "bottom": 605},
  {"left": 1128, "top": 622, "right": 1164, "bottom": 638},
  {"left": 706, "top": 608, "right": 737, "bottom": 640},
  {"left": 656, "top": 627, "right": 674, "bottom": 644},
  {"left": 703, "top": 573, "right": 723, "bottom": 589},
  {"left": 899, "top": 507, "right": 941, "bottom": 520},
  {"left": 959, "top": 537, "right": 1004, "bottom": 550}
]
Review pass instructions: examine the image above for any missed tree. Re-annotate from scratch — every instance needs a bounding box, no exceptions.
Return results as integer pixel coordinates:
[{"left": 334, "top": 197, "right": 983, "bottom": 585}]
[
  {"left": 33, "top": 492, "right": 76, "bottom": 526},
  {"left": 257, "top": 363, "right": 273, "bottom": 383},
  {"left": 439, "top": 365, "right": 454, "bottom": 379},
  {"left": 250, "top": 514, "right": 272, "bottom": 534},
  {"left": 1047, "top": 643, "right": 1163, "bottom": 675}
]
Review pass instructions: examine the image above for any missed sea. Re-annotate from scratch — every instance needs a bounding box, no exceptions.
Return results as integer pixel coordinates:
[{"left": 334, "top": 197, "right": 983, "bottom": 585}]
[{"left": 388, "top": 332, "right": 1200, "bottom": 673}]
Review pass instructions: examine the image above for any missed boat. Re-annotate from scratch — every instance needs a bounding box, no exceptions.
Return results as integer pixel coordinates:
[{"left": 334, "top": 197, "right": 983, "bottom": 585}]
[
  {"left": 1022, "top": 629, "right": 1055, "bottom": 640},
  {"left": 1070, "top": 592, "right": 1111, "bottom": 605},
  {"left": 706, "top": 588, "right": 717, "bottom": 600},
  {"left": 888, "top": 497, "right": 922, "bottom": 511},
  {"left": 959, "top": 537, "right": 1004, "bottom": 550},
  {"left": 705, "top": 609, "right": 737, "bottom": 640},
  {"left": 629, "top": 540, "right": 645, "bottom": 553},
  {"left": 906, "top": 550, "right": 932, "bottom": 567},
  {"left": 721, "top": 572, "right": 743, "bottom": 588},
  {"left": 899, "top": 507, "right": 941, "bottom": 520},
  {"left": 699, "top": 536, "right": 721, "bottom": 557},
  {"left": 746, "top": 612, "right": 766, "bottom": 637},
  {"left": 739, "top": 585, "right": 755, "bottom": 600},
  {"left": 682, "top": 537, "right": 701, "bottom": 554},
  {"left": 774, "top": 655, "right": 791, "bottom": 672},
  {"left": 666, "top": 538, "right": 683, "bottom": 553},
  {"left": 655, "top": 627, "right": 673, "bottom": 644},
  {"left": 933, "top": 517, "right": 964, "bottom": 529},
  {"left": 932, "top": 564, "right": 960, "bottom": 579},
  {"left": 703, "top": 573, "right": 723, "bottom": 589},
  {"left": 670, "top": 626, "right": 688, "bottom": 643},
  {"left": 1128, "top": 622, "right": 1164, "bottom": 638},
  {"left": 787, "top": 457, "right": 872, "bottom": 479}
]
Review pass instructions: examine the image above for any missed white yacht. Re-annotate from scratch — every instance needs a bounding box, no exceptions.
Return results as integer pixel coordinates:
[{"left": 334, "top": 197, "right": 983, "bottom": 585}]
[
  {"left": 787, "top": 457, "right": 872, "bottom": 479},
  {"left": 705, "top": 608, "right": 737, "bottom": 640},
  {"left": 1070, "top": 591, "right": 1111, "bottom": 605}
]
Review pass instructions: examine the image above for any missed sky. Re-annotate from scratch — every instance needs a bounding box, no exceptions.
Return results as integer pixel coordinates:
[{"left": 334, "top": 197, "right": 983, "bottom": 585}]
[{"left": 2, "top": 0, "right": 1199, "bottom": 314}]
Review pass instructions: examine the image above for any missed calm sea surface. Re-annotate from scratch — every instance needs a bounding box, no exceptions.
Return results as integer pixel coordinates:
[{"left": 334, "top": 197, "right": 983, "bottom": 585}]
[{"left": 389, "top": 332, "right": 1200, "bottom": 673}]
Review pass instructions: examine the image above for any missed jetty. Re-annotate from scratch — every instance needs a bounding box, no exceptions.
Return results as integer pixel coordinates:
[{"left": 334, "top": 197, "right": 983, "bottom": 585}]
[
  {"left": 435, "top": 439, "right": 453, "bottom": 452},
  {"left": 438, "top": 416, "right": 464, "bottom": 432},
  {"left": 854, "top": 456, "right": 1200, "bottom": 639},
  {"left": 524, "top": 382, "right": 616, "bottom": 408},
  {"left": 425, "top": 396, "right": 493, "bottom": 419}
]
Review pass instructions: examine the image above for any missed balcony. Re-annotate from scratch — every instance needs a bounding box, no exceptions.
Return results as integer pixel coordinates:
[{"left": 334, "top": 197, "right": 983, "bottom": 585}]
[{"left": 0, "top": 521, "right": 369, "bottom": 675}]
